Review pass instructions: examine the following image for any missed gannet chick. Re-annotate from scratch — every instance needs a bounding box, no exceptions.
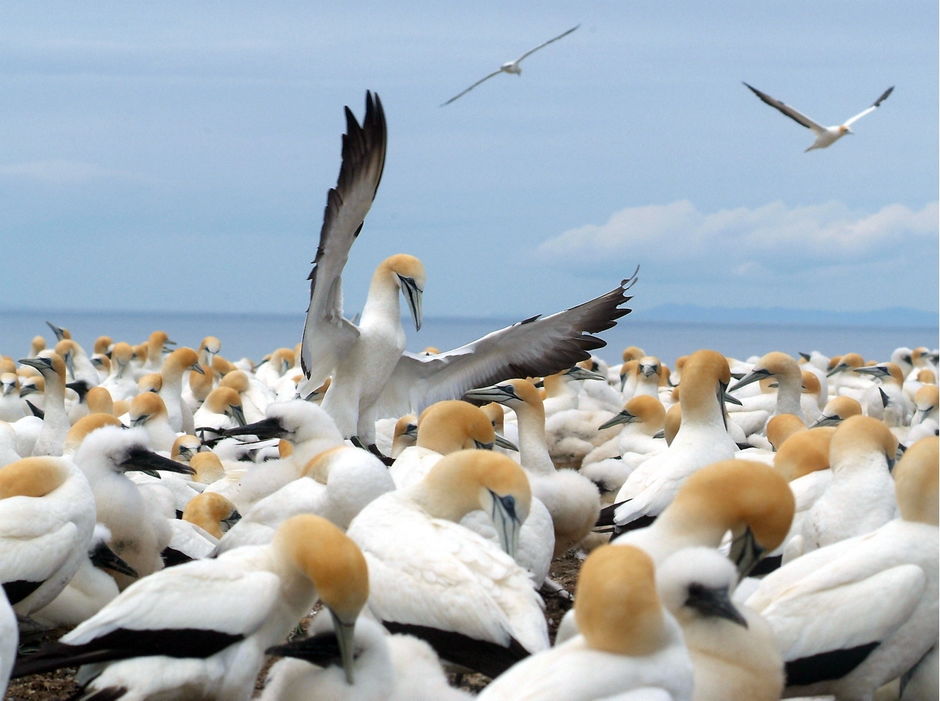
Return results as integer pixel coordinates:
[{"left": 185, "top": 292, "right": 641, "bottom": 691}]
[
  {"left": 18, "top": 352, "right": 69, "bottom": 456},
  {"left": 0, "top": 455, "right": 96, "bottom": 617},
  {"left": 73, "top": 425, "right": 194, "bottom": 585},
  {"left": 14, "top": 514, "right": 370, "bottom": 700},
  {"left": 158, "top": 347, "right": 204, "bottom": 434},
  {"left": 216, "top": 445, "right": 392, "bottom": 553},
  {"left": 263, "top": 606, "right": 470, "bottom": 701},
  {"left": 611, "top": 349, "right": 738, "bottom": 531},
  {"left": 347, "top": 449, "right": 548, "bottom": 676},
  {"left": 465, "top": 378, "right": 600, "bottom": 555},
  {"left": 657, "top": 547, "right": 784, "bottom": 701},
  {"left": 801, "top": 414, "right": 898, "bottom": 553},
  {"left": 479, "top": 545, "right": 693, "bottom": 701},
  {"left": 390, "top": 400, "right": 496, "bottom": 488},
  {"left": 746, "top": 435, "right": 938, "bottom": 700}
]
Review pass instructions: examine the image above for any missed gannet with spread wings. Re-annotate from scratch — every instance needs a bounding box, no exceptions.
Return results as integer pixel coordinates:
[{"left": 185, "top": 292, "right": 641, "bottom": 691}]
[
  {"left": 742, "top": 82, "right": 894, "bottom": 152},
  {"left": 300, "top": 91, "right": 636, "bottom": 455}
]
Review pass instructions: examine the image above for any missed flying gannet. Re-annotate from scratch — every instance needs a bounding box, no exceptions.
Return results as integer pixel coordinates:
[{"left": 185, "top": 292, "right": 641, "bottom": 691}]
[
  {"left": 440, "top": 25, "right": 580, "bottom": 106},
  {"left": 742, "top": 82, "right": 894, "bottom": 151}
]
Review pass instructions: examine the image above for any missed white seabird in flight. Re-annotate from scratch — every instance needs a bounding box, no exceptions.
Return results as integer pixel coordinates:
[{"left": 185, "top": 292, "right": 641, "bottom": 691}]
[
  {"left": 742, "top": 82, "right": 894, "bottom": 151},
  {"left": 440, "top": 25, "right": 580, "bottom": 107}
]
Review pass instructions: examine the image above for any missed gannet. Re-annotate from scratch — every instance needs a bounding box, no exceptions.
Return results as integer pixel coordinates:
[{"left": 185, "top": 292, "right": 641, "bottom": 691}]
[
  {"left": 158, "top": 347, "right": 204, "bottom": 434},
  {"left": 657, "top": 547, "right": 784, "bottom": 701},
  {"left": 743, "top": 82, "right": 894, "bottom": 151},
  {"left": 465, "top": 378, "right": 601, "bottom": 555},
  {"left": 801, "top": 414, "right": 898, "bottom": 553},
  {"left": 0, "top": 455, "right": 96, "bottom": 617},
  {"left": 440, "top": 25, "right": 579, "bottom": 106},
  {"left": 479, "top": 545, "right": 693, "bottom": 701},
  {"left": 729, "top": 351, "right": 816, "bottom": 426},
  {"left": 610, "top": 459, "right": 794, "bottom": 578},
  {"left": 54, "top": 338, "right": 100, "bottom": 387},
  {"left": 127, "top": 391, "right": 178, "bottom": 454},
  {"left": 390, "top": 400, "right": 497, "bottom": 488},
  {"left": 0, "top": 373, "right": 28, "bottom": 422},
  {"left": 746, "top": 436, "right": 938, "bottom": 700},
  {"left": 347, "top": 449, "right": 548, "bottom": 677},
  {"left": 13, "top": 514, "right": 370, "bottom": 700},
  {"left": 193, "top": 386, "right": 247, "bottom": 440},
  {"left": 300, "top": 92, "right": 637, "bottom": 451},
  {"left": 18, "top": 352, "right": 69, "bottom": 456},
  {"left": 610, "top": 349, "right": 739, "bottom": 530},
  {"left": 812, "top": 394, "right": 863, "bottom": 427}
]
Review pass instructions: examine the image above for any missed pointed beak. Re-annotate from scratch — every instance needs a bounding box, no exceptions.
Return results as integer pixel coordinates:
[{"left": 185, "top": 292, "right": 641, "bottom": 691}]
[
  {"left": 473, "top": 439, "right": 495, "bottom": 451},
  {"left": 216, "top": 417, "right": 285, "bottom": 440},
  {"left": 728, "top": 527, "right": 765, "bottom": 581},
  {"left": 728, "top": 369, "right": 769, "bottom": 393},
  {"left": 826, "top": 363, "right": 849, "bottom": 377},
  {"left": 18, "top": 357, "right": 52, "bottom": 373},
  {"left": 190, "top": 362, "right": 206, "bottom": 375},
  {"left": 490, "top": 490, "right": 522, "bottom": 558},
  {"left": 221, "top": 509, "right": 242, "bottom": 531},
  {"left": 854, "top": 365, "right": 888, "bottom": 379},
  {"left": 330, "top": 610, "right": 358, "bottom": 685},
  {"left": 46, "top": 321, "right": 67, "bottom": 340},
  {"left": 228, "top": 405, "right": 247, "bottom": 428},
  {"left": 131, "top": 413, "right": 151, "bottom": 428},
  {"left": 493, "top": 433, "right": 518, "bottom": 451},
  {"left": 399, "top": 276, "right": 423, "bottom": 332},
  {"left": 464, "top": 384, "right": 519, "bottom": 405},
  {"left": 566, "top": 366, "right": 607, "bottom": 382},
  {"left": 121, "top": 447, "right": 196, "bottom": 477},
  {"left": 89, "top": 540, "right": 139, "bottom": 578},
  {"left": 686, "top": 584, "right": 748, "bottom": 628},
  {"left": 811, "top": 414, "right": 841, "bottom": 428},
  {"left": 723, "top": 391, "right": 743, "bottom": 406},
  {"left": 598, "top": 410, "right": 638, "bottom": 431}
]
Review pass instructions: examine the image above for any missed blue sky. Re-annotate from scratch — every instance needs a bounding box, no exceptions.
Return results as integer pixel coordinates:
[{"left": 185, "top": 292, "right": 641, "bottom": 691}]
[{"left": 2, "top": 1, "right": 937, "bottom": 321}]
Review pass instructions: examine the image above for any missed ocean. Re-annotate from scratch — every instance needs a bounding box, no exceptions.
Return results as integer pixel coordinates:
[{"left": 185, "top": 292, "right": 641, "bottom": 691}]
[{"left": 1, "top": 309, "right": 935, "bottom": 369}]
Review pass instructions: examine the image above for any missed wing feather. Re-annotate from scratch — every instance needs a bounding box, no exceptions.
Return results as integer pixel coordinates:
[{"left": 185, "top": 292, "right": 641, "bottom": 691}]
[
  {"left": 301, "top": 92, "right": 388, "bottom": 382},
  {"left": 743, "top": 82, "right": 824, "bottom": 132},
  {"left": 440, "top": 70, "right": 504, "bottom": 107},
  {"left": 514, "top": 24, "right": 580, "bottom": 64},
  {"left": 379, "top": 272, "right": 637, "bottom": 416},
  {"left": 843, "top": 86, "right": 894, "bottom": 127}
]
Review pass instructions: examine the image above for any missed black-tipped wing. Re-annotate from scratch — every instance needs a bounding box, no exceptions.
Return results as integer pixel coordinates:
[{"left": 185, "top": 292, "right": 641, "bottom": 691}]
[
  {"left": 14, "top": 559, "right": 280, "bottom": 678},
  {"left": 742, "top": 82, "right": 824, "bottom": 132},
  {"left": 513, "top": 24, "right": 580, "bottom": 64},
  {"left": 843, "top": 85, "right": 894, "bottom": 127},
  {"left": 301, "top": 92, "right": 388, "bottom": 382},
  {"left": 440, "top": 69, "right": 504, "bottom": 107},
  {"left": 378, "top": 271, "right": 637, "bottom": 416}
]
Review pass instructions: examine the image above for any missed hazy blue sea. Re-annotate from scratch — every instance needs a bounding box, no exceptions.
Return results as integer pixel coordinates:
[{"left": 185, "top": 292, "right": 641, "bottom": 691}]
[{"left": 1, "top": 309, "right": 935, "bottom": 369}]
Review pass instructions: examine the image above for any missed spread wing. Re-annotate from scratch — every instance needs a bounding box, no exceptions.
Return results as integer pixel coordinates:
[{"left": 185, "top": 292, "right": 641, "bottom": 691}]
[
  {"left": 843, "top": 86, "right": 894, "bottom": 127},
  {"left": 513, "top": 24, "right": 580, "bottom": 64},
  {"left": 440, "top": 69, "right": 504, "bottom": 107},
  {"left": 742, "top": 82, "right": 824, "bottom": 133},
  {"left": 377, "top": 271, "right": 637, "bottom": 417},
  {"left": 300, "top": 91, "right": 388, "bottom": 384}
]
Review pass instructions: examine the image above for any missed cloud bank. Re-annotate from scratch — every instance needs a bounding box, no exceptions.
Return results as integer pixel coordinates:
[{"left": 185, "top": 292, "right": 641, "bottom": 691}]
[{"left": 537, "top": 200, "right": 939, "bottom": 280}]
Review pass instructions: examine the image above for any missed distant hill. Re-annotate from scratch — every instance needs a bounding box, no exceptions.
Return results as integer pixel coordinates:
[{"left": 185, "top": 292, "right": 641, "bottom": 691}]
[{"left": 634, "top": 304, "right": 938, "bottom": 328}]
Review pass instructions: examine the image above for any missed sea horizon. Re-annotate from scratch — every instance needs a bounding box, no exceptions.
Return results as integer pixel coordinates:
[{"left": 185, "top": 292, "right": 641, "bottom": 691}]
[{"left": 2, "top": 305, "right": 936, "bottom": 370}]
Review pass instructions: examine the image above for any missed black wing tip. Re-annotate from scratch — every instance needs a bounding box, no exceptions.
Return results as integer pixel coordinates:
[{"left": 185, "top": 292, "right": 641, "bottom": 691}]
[{"left": 874, "top": 85, "right": 894, "bottom": 106}]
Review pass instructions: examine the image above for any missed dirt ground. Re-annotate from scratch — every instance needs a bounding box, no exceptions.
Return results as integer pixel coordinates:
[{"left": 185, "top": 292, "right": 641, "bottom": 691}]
[{"left": 5, "top": 549, "right": 587, "bottom": 699}]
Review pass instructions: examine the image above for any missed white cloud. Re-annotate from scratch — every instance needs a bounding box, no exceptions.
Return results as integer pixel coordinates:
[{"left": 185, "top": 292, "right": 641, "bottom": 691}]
[
  {"left": 0, "top": 160, "right": 136, "bottom": 185},
  {"left": 537, "top": 200, "right": 939, "bottom": 278}
]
